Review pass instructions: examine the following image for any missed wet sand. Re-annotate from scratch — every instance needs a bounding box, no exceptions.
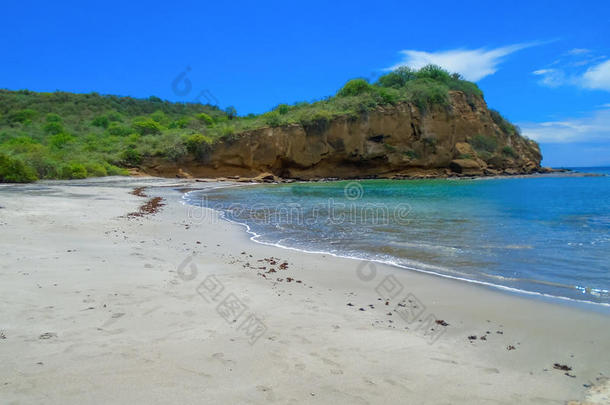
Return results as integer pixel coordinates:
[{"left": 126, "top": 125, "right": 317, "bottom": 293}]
[{"left": 0, "top": 178, "right": 608, "bottom": 404}]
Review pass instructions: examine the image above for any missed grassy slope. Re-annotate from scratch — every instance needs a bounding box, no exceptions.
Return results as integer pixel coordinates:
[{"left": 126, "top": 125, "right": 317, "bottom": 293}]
[{"left": 0, "top": 65, "right": 520, "bottom": 182}]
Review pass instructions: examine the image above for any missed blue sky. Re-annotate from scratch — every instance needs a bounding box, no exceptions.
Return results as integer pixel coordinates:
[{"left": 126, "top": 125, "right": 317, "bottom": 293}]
[{"left": 1, "top": 1, "right": 609, "bottom": 167}]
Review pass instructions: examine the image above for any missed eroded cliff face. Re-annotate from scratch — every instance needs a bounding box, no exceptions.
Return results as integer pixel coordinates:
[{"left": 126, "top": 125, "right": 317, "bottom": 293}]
[{"left": 142, "top": 91, "right": 542, "bottom": 179}]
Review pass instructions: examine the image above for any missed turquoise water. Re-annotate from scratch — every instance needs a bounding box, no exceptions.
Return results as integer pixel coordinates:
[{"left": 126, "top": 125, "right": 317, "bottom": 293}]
[{"left": 185, "top": 168, "right": 610, "bottom": 306}]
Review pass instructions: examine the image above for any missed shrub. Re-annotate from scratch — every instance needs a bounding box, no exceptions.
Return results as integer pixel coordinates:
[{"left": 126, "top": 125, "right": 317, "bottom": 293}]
[
  {"left": 122, "top": 148, "right": 142, "bottom": 165},
  {"left": 107, "top": 122, "right": 132, "bottom": 136},
  {"left": 404, "top": 79, "right": 450, "bottom": 110},
  {"left": 150, "top": 110, "right": 170, "bottom": 126},
  {"left": 263, "top": 111, "right": 282, "bottom": 127},
  {"left": 337, "top": 79, "right": 371, "bottom": 97},
  {"left": 60, "top": 163, "right": 88, "bottom": 179},
  {"left": 45, "top": 113, "right": 62, "bottom": 123},
  {"left": 155, "top": 133, "right": 188, "bottom": 161},
  {"left": 106, "top": 111, "right": 123, "bottom": 122},
  {"left": 84, "top": 162, "right": 108, "bottom": 177},
  {"left": 0, "top": 153, "right": 38, "bottom": 183},
  {"left": 120, "top": 148, "right": 142, "bottom": 165},
  {"left": 25, "top": 152, "right": 58, "bottom": 179},
  {"left": 8, "top": 109, "right": 37, "bottom": 124},
  {"left": 221, "top": 125, "right": 235, "bottom": 137},
  {"left": 375, "top": 87, "right": 400, "bottom": 104},
  {"left": 471, "top": 134, "right": 498, "bottom": 153},
  {"left": 196, "top": 113, "right": 214, "bottom": 126},
  {"left": 185, "top": 133, "right": 213, "bottom": 160},
  {"left": 43, "top": 121, "right": 64, "bottom": 135},
  {"left": 126, "top": 133, "right": 141, "bottom": 144},
  {"left": 376, "top": 66, "right": 416, "bottom": 88},
  {"left": 415, "top": 64, "right": 452, "bottom": 84},
  {"left": 91, "top": 115, "right": 110, "bottom": 128},
  {"left": 169, "top": 117, "right": 192, "bottom": 129},
  {"left": 103, "top": 163, "right": 128, "bottom": 176},
  {"left": 132, "top": 118, "right": 162, "bottom": 135},
  {"left": 276, "top": 104, "right": 290, "bottom": 115},
  {"left": 298, "top": 109, "right": 333, "bottom": 128},
  {"left": 450, "top": 80, "right": 483, "bottom": 99},
  {"left": 489, "top": 109, "right": 518, "bottom": 135},
  {"left": 501, "top": 145, "right": 517, "bottom": 158},
  {"left": 477, "top": 150, "right": 493, "bottom": 161},
  {"left": 2, "top": 136, "right": 41, "bottom": 153},
  {"left": 48, "top": 132, "right": 74, "bottom": 149}
]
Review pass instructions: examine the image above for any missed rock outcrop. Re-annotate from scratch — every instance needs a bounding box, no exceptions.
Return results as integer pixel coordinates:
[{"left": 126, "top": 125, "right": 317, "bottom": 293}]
[{"left": 142, "top": 91, "right": 542, "bottom": 180}]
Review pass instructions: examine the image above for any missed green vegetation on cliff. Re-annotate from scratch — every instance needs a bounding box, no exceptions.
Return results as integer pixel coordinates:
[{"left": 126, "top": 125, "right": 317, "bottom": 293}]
[{"left": 0, "top": 65, "right": 516, "bottom": 182}]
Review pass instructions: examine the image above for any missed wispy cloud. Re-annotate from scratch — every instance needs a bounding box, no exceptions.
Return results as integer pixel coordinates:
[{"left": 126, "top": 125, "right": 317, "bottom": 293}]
[
  {"left": 532, "top": 68, "right": 565, "bottom": 87},
  {"left": 533, "top": 50, "right": 610, "bottom": 91},
  {"left": 519, "top": 108, "right": 610, "bottom": 143},
  {"left": 566, "top": 48, "right": 591, "bottom": 56},
  {"left": 387, "top": 42, "right": 540, "bottom": 81}
]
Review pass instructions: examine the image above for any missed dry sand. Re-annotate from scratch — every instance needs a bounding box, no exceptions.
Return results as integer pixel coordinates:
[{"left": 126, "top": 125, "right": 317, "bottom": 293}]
[{"left": 0, "top": 177, "right": 608, "bottom": 404}]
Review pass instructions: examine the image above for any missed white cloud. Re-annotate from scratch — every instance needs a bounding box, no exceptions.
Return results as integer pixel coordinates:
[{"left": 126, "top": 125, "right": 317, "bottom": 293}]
[
  {"left": 566, "top": 48, "right": 591, "bottom": 55},
  {"left": 582, "top": 60, "right": 610, "bottom": 91},
  {"left": 387, "top": 43, "right": 538, "bottom": 81},
  {"left": 532, "top": 68, "right": 566, "bottom": 87},
  {"left": 533, "top": 50, "right": 610, "bottom": 91},
  {"left": 519, "top": 109, "right": 610, "bottom": 143}
]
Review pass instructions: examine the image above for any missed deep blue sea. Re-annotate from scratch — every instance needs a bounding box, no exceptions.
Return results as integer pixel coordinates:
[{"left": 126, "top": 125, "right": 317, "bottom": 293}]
[{"left": 185, "top": 168, "right": 610, "bottom": 306}]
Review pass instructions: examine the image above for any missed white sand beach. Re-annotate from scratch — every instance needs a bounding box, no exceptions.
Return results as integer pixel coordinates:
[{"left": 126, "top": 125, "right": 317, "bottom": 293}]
[{"left": 0, "top": 178, "right": 608, "bottom": 404}]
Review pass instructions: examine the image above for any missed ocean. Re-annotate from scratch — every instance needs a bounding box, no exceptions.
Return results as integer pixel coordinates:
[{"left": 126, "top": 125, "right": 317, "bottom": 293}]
[{"left": 184, "top": 168, "right": 610, "bottom": 306}]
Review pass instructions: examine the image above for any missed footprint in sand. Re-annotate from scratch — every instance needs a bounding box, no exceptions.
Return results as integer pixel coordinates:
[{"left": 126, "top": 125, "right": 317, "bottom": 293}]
[
  {"left": 39, "top": 332, "right": 57, "bottom": 340},
  {"left": 212, "top": 352, "right": 235, "bottom": 366}
]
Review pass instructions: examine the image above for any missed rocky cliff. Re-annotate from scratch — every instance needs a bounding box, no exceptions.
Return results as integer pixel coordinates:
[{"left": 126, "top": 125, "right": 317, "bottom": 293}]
[{"left": 141, "top": 91, "right": 542, "bottom": 180}]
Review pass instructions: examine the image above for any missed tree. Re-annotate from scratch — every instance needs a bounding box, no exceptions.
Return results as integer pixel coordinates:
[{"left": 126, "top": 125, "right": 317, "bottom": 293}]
[
  {"left": 224, "top": 106, "right": 237, "bottom": 120},
  {"left": 376, "top": 66, "right": 416, "bottom": 88}
]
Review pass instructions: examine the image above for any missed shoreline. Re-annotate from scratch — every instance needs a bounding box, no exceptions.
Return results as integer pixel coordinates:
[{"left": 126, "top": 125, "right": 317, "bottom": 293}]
[
  {"left": 138, "top": 166, "right": 587, "bottom": 184},
  {"left": 218, "top": 213, "right": 610, "bottom": 311},
  {"left": 182, "top": 179, "right": 610, "bottom": 311},
  {"left": 1, "top": 177, "right": 609, "bottom": 403}
]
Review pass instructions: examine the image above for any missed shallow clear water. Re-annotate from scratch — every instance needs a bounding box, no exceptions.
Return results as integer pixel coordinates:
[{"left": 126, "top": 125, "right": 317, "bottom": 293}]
[{"left": 185, "top": 168, "right": 610, "bottom": 305}]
